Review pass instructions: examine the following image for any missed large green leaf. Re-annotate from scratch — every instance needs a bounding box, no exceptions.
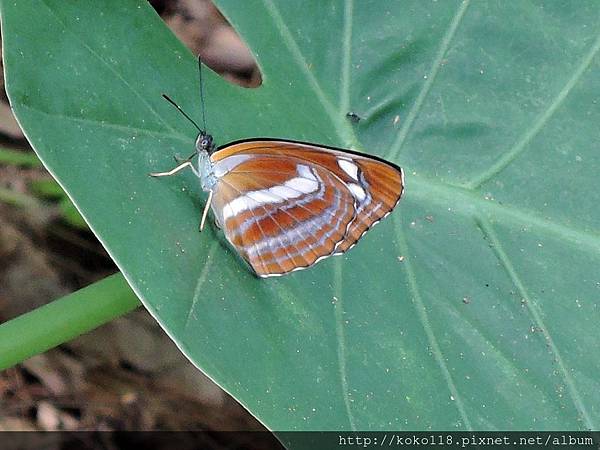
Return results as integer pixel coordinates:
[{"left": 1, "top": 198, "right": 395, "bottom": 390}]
[{"left": 3, "top": 0, "right": 600, "bottom": 431}]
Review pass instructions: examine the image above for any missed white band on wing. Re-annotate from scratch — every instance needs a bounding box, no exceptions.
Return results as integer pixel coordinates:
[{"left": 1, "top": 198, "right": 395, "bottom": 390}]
[
  {"left": 337, "top": 158, "right": 359, "bottom": 181},
  {"left": 222, "top": 165, "right": 319, "bottom": 221}
]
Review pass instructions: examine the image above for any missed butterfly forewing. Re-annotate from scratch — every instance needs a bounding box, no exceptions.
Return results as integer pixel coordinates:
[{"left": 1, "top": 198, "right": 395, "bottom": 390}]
[
  {"left": 211, "top": 153, "right": 357, "bottom": 277},
  {"left": 212, "top": 140, "right": 404, "bottom": 262}
]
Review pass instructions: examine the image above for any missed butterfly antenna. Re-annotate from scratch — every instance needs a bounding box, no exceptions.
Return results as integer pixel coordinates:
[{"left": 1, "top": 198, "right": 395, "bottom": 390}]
[
  {"left": 198, "top": 56, "right": 208, "bottom": 133},
  {"left": 161, "top": 94, "right": 203, "bottom": 133}
]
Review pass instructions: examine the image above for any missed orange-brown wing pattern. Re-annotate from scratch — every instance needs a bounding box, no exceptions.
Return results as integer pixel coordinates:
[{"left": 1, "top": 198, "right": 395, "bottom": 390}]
[
  {"left": 212, "top": 140, "right": 404, "bottom": 257},
  {"left": 211, "top": 154, "right": 357, "bottom": 277},
  {"left": 332, "top": 157, "right": 404, "bottom": 253}
]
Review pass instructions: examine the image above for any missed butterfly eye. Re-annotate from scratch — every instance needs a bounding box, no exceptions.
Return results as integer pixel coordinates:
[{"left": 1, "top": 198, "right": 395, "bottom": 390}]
[{"left": 196, "top": 135, "right": 213, "bottom": 150}]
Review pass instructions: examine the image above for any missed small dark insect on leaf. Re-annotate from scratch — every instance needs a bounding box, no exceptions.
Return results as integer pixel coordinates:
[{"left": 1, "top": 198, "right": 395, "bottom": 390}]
[{"left": 346, "top": 112, "right": 362, "bottom": 123}]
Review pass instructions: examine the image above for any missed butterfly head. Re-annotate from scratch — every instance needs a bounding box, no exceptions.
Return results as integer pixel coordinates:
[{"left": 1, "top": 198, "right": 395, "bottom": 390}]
[{"left": 195, "top": 132, "right": 215, "bottom": 155}]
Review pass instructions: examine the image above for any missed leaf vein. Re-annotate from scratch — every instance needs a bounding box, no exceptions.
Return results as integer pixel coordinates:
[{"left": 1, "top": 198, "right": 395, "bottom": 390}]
[
  {"left": 476, "top": 217, "right": 595, "bottom": 429},
  {"left": 393, "top": 216, "right": 473, "bottom": 429},
  {"left": 333, "top": 258, "right": 357, "bottom": 431},
  {"left": 18, "top": 104, "right": 191, "bottom": 143},
  {"left": 466, "top": 31, "right": 600, "bottom": 189},
  {"left": 339, "top": 0, "right": 354, "bottom": 115},
  {"left": 183, "top": 241, "right": 219, "bottom": 333},
  {"left": 409, "top": 174, "right": 600, "bottom": 254},
  {"left": 387, "top": 0, "right": 471, "bottom": 161},
  {"left": 39, "top": 0, "right": 182, "bottom": 137},
  {"left": 261, "top": 0, "right": 337, "bottom": 118},
  {"left": 261, "top": 0, "right": 361, "bottom": 149}
]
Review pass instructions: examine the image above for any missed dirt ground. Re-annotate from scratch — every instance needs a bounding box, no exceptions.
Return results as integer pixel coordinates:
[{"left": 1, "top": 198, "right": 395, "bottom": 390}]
[{"left": 0, "top": 0, "right": 279, "bottom": 444}]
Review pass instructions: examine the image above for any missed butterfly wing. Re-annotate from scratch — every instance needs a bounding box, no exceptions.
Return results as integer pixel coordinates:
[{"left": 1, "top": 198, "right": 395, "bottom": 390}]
[
  {"left": 212, "top": 139, "right": 404, "bottom": 255},
  {"left": 210, "top": 153, "right": 357, "bottom": 277}
]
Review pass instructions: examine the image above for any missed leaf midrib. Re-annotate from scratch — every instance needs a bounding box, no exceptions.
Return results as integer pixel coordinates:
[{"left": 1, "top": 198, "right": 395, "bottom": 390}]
[{"left": 410, "top": 174, "right": 600, "bottom": 254}]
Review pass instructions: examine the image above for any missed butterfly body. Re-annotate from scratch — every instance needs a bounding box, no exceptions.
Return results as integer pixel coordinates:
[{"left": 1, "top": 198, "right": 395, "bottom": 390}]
[
  {"left": 194, "top": 133, "right": 218, "bottom": 192},
  {"left": 153, "top": 132, "right": 404, "bottom": 278}
]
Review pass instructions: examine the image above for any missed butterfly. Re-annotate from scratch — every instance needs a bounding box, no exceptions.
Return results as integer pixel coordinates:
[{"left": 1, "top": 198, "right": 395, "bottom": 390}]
[{"left": 151, "top": 60, "right": 404, "bottom": 278}]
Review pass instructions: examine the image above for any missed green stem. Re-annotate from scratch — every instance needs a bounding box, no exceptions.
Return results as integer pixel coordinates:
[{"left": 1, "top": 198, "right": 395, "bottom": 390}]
[{"left": 0, "top": 273, "right": 141, "bottom": 370}]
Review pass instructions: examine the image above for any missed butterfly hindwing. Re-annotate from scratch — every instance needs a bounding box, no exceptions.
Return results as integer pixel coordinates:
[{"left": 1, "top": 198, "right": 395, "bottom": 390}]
[{"left": 211, "top": 153, "right": 357, "bottom": 277}]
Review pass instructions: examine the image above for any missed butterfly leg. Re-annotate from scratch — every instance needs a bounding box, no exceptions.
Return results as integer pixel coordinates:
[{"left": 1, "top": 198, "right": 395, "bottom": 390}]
[
  {"left": 173, "top": 152, "right": 197, "bottom": 164},
  {"left": 149, "top": 160, "right": 199, "bottom": 178},
  {"left": 199, "top": 189, "right": 213, "bottom": 232}
]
